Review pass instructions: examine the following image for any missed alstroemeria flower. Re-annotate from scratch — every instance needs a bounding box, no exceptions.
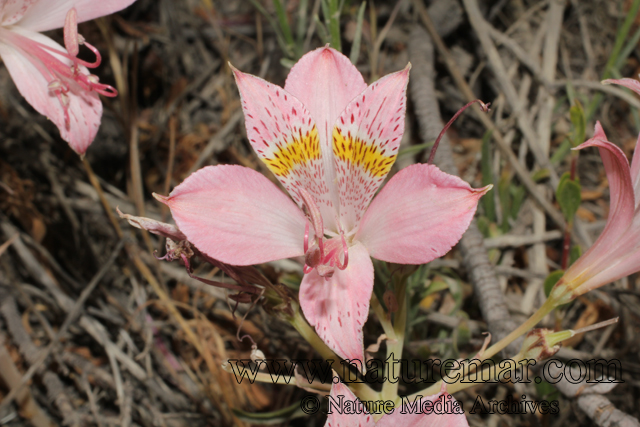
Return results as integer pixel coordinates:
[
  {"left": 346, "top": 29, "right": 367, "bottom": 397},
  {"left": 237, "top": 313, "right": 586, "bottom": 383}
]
[
  {"left": 0, "top": 0, "right": 136, "bottom": 154},
  {"left": 322, "top": 381, "right": 468, "bottom": 427},
  {"left": 550, "top": 79, "right": 640, "bottom": 304},
  {"left": 156, "top": 47, "right": 489, "bottom": 363}
]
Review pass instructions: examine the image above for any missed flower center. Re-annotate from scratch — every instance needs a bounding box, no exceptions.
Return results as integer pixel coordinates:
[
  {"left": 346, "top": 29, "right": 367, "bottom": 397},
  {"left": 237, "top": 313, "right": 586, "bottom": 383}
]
[
  {"left": 0, "top": 8, "right": 117, "bottom": 128},
  {"left": 298, "top": 187, "right": 349, "bottom": 278}
]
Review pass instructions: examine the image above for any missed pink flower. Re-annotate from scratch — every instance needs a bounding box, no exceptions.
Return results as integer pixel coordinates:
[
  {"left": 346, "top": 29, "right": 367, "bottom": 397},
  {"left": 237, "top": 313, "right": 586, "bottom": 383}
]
[
  {"left": 550, "top": 78, "right": 640, "bottom": 304},
  {"left": 157, "top": 47, "right": 489, "bottom": 363},
  {"left": 322, "top": 381, "right": 468, "bottom": 427},
  {"left": 0, "top": 0, "right": 136, "bottom": 155}
]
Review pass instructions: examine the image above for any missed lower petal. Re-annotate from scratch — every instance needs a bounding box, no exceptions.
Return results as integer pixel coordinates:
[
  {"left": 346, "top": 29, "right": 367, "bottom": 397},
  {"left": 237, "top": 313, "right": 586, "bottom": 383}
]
[
  {"left": 299, "top": 242, "right": 373, "bottom": 364},
  {"left": 356, "top": 164, "right": 489, "bottom": 264},
  {"left": 159, "top": 165, "right": 308, "bottom": 266}
]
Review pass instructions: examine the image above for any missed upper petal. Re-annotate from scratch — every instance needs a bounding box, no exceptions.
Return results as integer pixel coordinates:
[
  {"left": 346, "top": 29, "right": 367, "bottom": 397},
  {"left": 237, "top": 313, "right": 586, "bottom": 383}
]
[
  {"left": 284, "top": 46, "right": 368, "bottom": 218},
  {"left": 333, "top": 65, "right": 410, "bottom": 232},
  {"left": 15, "top": 0, "right": 137, "bottom": 32},
  {"left": 573, "top": 123, "right": 635, "bottom": 254},
  {"left": 299, "top": 242, "right": 373, "bottom": 364},
  {"left": 0, "top": 28, "right": 101, "bottom": 154},
  {"left": 376, "top": 393, "right": 469, "bottom": 427},
  {"left": 1, "top": 0, "right": 37, "bottom": 26},
  {"left": 159, "top": 165, "right": 308, "bottom": 266},
  {"left": 603, "top": 78, "right": 640, "bottom": 204},
  {"left": 231, "top": 67, "right": 337, "bottom": 230},
  {"left": 562, "top": 124, "right": 636, "bottom": 291},
  {"left": 323, "top": 381, "right": 375, "bottom": 427},
  {"left": 569, "top": 216, "right": 640, "bottom": 295},
  {"left": 355, "top": 164, "right": 488, "bottom": 264}
]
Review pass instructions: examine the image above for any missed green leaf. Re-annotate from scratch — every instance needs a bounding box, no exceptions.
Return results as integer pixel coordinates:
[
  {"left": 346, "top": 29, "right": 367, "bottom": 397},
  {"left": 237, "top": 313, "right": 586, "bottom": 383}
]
[
  {"left": 544, "top": 270, "right": 565, "bottom": 298},
  {"left": 481, "top": 130, "right": 496, "bottom": 222},
  {"left": 476, "top": 216, "right": 490, "bottom": 237},
  {"left": 397, "top": 141, "right": 434, "bottom": 158},
  {"left": 556, "top": 172, "right": 582, "bottom": 222},
  {"left": 498, "top": 171, "right": 511, "bottom": 232},
  {"left": 569, "top": 100, "right": 586, "bottom": 147},
  {"left": 273, "top": 0, "right": 296, "bottom": 57},
  {"left": 531, "top": 168, "right": 550, "bottom": 182},
  {"left": 424, "top": 279, "right": 449, "bottom": 297},
  {"left": 510, "top": 185, "right": 526, "bottom": 220},
  {"left": 569, "top": 244, "right": 582, "bottom": 266},
  {"left": 349, "top": 2, "right": 366, "bottom": 64},
  {"left": 550, "top": 139, "right": 572, "bottom": 165},
  {"left": 535, "top": 379, "right": 560, "bottom": 401}
]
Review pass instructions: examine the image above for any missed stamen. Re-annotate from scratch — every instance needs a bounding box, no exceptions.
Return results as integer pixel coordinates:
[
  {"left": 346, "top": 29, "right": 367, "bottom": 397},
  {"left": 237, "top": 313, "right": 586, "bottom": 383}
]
[
  {"left": 298, "top": 187, "right": 324, "bottom": 259},
  {"left": 304, "top": 222, "right": 310, "bottom": 253},
  {"left": 337, "top": 233, "right": 348, "bottom": 270},
  {"left": 334, "top": 218, "right": 349, "bottom": 270},
  {"left": 427, "top": 99, "right": 491, "bottom": 165}
]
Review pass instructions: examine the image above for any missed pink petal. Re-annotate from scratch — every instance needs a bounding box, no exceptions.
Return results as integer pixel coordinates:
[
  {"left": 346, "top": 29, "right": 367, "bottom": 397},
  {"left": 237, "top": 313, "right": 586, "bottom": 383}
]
[
  {"left": 158, "top": 165, "right": 308, "bottom": 266},
  {"left": 376, "top": 393, "right": 469, "bottom": 427},
  {"left": 602, "top": 79, "right": 640, "bottom": 203},
  {"left": 630, "top": 133, "right": 640, "bottom": 204},
  {"left": 299, "top": 242, "right": 373, "bottom": 364},
  {"left": 355, "top": 164, "right": 489, "bottom": 264},
  {"left": 0, "top": 28, "right": 101, "bottom": 154},
  {"left": 602, "top": 77, "right": 640, "bottom": 97},
  {"left": 1, "top": 0, "right": 37, "bottom": 26},
  {"left": 284, "top": 46, "right": 368, "bottom": 215},
  {"left": 562, "top": 125, "right": 637, "bottom": 293},
  {"left": 16, "top": 0, "right": 137, "bottom": 32},
  {"left": 334, "top": 65, "right": 410, "bottom": 231},
  {"left": 571, "top": 223, "right": 640, "bottom": 295},
  {"left": 231, "top": 67, "right": 337, "bottom": 230},
  {"left": 572, "top": 123, "right": 635, "bottom": 256},
  {"left": 323, "top": 381, "right": 375, "bottom": 427}
]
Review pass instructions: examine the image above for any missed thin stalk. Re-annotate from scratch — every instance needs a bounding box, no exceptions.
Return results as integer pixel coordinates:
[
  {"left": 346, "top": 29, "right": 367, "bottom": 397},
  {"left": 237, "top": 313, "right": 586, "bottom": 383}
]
[
  {"left": 371, "top": 294, "right": 398, "bottom": 340},
  {"left": 407, "top": 298, "right": 556, "bottom": 399},
  {"left": 381, "top": 279, "right": 407, "bottom": 403}
]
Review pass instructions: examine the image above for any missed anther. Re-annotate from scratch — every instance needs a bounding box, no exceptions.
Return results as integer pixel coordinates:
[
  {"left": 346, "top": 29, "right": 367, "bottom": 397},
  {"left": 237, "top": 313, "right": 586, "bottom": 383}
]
[{"left": 63, "top": 8, "right": 80, "bottom": 57}]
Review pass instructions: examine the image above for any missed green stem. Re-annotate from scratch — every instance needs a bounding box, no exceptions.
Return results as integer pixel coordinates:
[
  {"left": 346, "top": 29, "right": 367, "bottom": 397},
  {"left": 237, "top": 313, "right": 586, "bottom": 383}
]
[
  {"left": 371, "top": 294, "right": 397, "bottom": 340},
  {"left": 381, "top": 279, "right": 407, "bottom": 403},
  {"left": 445, "top": 353, "right": 528, "bottom": 395},
  {"left": 406, "top": 298, "right": 556, "bottom": 400}
]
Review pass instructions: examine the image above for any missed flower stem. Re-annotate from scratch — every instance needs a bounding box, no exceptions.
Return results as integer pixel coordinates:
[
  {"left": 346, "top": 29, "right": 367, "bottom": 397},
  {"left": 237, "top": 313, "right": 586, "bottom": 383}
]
[
  {"left": 381, "top": 278, "right": 407, "bottom": 404},
  {"left": 371, "top": 294, "right": 397, "bottom": 341},
  {"left": 406, "top": 298, "right": 556, "bottom": 399}
]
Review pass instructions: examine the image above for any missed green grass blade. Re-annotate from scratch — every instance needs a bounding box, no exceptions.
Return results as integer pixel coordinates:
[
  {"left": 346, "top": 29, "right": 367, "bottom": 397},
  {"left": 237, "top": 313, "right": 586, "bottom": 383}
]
[{"left": 349, "top": 1, "right": 367, "bottom": 64}]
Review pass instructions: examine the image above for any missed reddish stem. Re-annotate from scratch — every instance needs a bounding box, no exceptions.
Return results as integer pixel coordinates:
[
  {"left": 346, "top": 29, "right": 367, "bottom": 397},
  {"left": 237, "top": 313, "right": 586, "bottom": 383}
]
[
  {"left": 561, "top": 156, "right": 578, "bottom": 270},
  {"left": 427, "top": 99, "right": 491, "bottom": 164}
]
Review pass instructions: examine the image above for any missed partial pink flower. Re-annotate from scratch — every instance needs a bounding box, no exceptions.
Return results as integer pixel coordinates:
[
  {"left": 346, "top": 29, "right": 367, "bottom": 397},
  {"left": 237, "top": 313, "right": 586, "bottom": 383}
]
[
  {"left": 323, "top": 381, "right": 468, "bottom": 427},
  {"left": 550, "top": 79, "right": 640, "bottom": 304},
  {"left": 0, "top": 0, "right": 136, "bottom": 154},
  {"left": 157, "top": 47, "right": 489, "bottom": 364}
]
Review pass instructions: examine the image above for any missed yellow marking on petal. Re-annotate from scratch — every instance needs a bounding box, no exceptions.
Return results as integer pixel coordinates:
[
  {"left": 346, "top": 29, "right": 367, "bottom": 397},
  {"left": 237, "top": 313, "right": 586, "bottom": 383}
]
[
  {"left": 332, "top": 128, "right": 397, "bottom": 178},
  {"left": 262, "top": 126, "right": 320, "bottom": 177}
]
